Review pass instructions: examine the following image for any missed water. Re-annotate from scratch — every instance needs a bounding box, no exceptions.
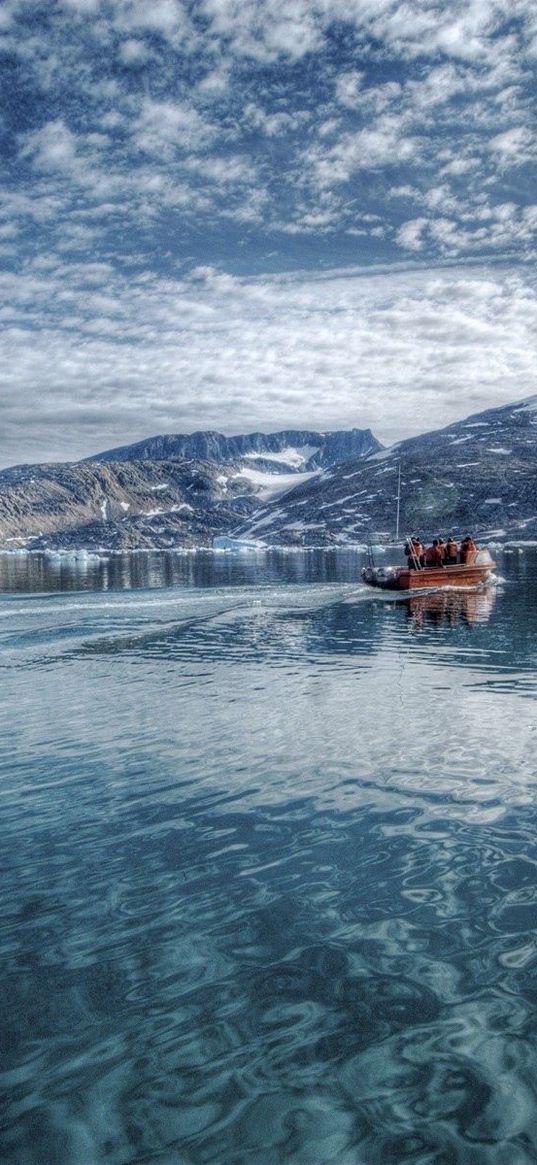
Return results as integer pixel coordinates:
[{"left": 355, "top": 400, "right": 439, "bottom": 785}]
[{"left": 1, "top": 548, "right": 537, "bottom": 1165}]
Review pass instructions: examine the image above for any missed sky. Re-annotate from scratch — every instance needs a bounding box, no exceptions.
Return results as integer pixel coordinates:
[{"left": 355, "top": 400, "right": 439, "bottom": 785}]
[{"left": 1, "top": 0, "right": 537, "bottom": 467}]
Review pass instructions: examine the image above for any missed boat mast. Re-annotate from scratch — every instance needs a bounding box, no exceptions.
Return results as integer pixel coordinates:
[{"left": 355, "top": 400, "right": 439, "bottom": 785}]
[{"left": 395, "top": 459, "right": 401, "bottom": 541}]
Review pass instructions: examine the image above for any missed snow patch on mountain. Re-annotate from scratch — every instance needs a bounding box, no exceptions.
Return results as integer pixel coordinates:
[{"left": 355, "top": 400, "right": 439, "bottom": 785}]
[
  {"left": 235, "top": 467, "right": 320, "bottom": 501},
  {"left": 243, "top": 445, "right": 320, "bottom": 468},
  {"left": 368, "top": 447, "right": 399, "bottom": 462}
]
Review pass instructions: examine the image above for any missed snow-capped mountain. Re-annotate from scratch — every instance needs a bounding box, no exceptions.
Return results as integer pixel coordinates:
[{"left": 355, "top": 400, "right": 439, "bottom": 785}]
[
  {"left": 90, "top": 426, "right": 383, "bottom": 512},
  {"left": 92, "top": 427, "right": 382, "bottom": 473},
  {"left": 0, "top": 425, "right": 380, "bottom": 549},
  {"left": 235, "top": 395, "right": 537, "bottom": 546},
  {"left": 2, "top": 399, "right": 537, "bottom": 550}
]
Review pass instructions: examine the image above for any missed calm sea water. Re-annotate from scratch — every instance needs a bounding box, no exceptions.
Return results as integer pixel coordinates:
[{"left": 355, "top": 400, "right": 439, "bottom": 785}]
[{"left": 1, "top": 548, "right": 537, "bottom": 1165}]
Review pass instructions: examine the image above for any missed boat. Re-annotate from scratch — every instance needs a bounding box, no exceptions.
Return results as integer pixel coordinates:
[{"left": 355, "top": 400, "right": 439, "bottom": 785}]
[
  {"left": 361, "top": 462, "right": 496, "bottom": 591},
  {"left": 362, "top": 547, "right": 496, "bottom": 591}
]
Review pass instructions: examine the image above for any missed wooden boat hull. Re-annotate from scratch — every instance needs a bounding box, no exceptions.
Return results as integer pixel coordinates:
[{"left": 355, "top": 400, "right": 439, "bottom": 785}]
[{"left": 362, "top": 556, "right": 496, "bottom": 591}]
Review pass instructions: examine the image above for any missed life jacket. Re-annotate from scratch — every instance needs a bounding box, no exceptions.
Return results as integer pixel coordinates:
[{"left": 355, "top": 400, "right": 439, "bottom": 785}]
[
  {"left": 405, "top": 540, "right": 423, "bottom": 566},
  {"left": 461, "top": 540, "right": 477, "bottom": 564},
  {"left": 445, "top": 539, "right": 458, "bottom": 559},
  {"left": 424, "top": 544, "right": 443, "bottom": 566}
]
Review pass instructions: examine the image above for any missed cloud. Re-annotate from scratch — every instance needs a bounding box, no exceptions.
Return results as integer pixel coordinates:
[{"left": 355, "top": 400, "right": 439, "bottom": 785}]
[
  {"left": 60, "top": 0, "right": 102, "bottom": 12},
  {"left": 244, "top": 103, "right": 310, "bottom": 138},
  {"left": 111, "top": 0, "right": 190, "bottom": 37},
  {"left": 334, "top": 70, "right": 365, "bottom": 109},
  {"left": 307, "top": 120, "right": 421, "bottom": 189},
  {"left": 198, "top": 0, "right": 323, "bottom": 62},
  {"left": 1, "top": 258, "right": 537, "bottom": 465},
  {"left": 396, "top": 192, "right": 537, "bottom": 256},
  {"left": 134, "top": 100, "right": 217, "bottom": 156},
  {"left": 490, "top": 125, "right": 536, "bottom": 166},
  {"left": 2, "top": 0, "right": 537, "bottom": 467},
  {"left": 118, "top": 38, "right": 152, "bottom": 66},
  {"left": 396, "top": 218, "right": 428, "bottom": 251},
  {"left": 4, "top": 0, "right": 537, "bottom": 262},
  {"left": 21, "top": 120, "right": 81, "bottom": 174}
]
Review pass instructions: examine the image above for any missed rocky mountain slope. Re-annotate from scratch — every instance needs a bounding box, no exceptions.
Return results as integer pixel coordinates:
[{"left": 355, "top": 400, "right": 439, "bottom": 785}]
[
  {"left": 0, "top": 458, "right": 259, "bottom": 550},
  {"left": 1, "top": 401, "right": 536, "bottom": 550},
  {"left": 93, "top": 427, "right": 382, "bottom": 470},
  {"left": 235, "top": 395, "right": 537, "bottom": 546},
  {"left": 0, "top": 426, "right": 380, "bottom": 550}
]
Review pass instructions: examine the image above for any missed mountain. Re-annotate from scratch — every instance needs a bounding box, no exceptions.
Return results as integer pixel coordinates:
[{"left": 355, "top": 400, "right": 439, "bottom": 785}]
[
  {"left": 235, "top": 395, "right": 537, "bottom": 546},
  {"left": 0, "top": 425, "right": 379, "bottom": 550},
  {"left": 92, "top": 427, "right": 382, "bottom": 469},
  {"left": 0, "top": 458, "right": 260, "bottom": 550},
  {"left": 2, "top": 400, "right": 537, "bottom": 550},
  {"left": 0, "top": 426, "right": 381, "bottom": 550}
]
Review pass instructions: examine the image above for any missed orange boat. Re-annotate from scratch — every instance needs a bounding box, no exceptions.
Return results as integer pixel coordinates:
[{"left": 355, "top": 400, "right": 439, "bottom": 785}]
[{"left": 362, "top": 548, "right": 496, "bottom": 591}]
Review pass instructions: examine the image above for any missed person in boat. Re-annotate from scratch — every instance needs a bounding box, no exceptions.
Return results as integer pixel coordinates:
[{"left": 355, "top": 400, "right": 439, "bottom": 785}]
[
  {"left": 424, "top": 539, "right": 445, "bottom": 568},
  {"left": 404, "top": 536, "right": 424, "bottom": 568},
  {"left": 445, "top": 536, "right": 458, "bottom": 565},
  {"left": 460, "top": 535, "right": 477, "bottom": 564},
  {"left": 437, "top": 538, "right": 446, "bottom": 563}
]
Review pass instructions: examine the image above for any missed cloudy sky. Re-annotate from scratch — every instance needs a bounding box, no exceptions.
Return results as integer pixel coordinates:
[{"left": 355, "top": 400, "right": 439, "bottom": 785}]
[{"left": 1, "top": 0, "right": 537, "bottom": 466}]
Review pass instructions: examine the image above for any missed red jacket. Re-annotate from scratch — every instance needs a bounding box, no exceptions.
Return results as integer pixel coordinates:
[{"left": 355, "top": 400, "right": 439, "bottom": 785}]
[
  {"left": 424, "top": 544, "right": 444, "bottom": 567},
  {"left": 460, "top": 539, "right": 477, "bottom": 564}
]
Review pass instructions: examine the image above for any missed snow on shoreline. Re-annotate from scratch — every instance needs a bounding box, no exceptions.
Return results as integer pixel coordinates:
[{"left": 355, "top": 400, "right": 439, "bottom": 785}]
[{"left": 1, "top": 539, "right": 536, "bottom": 561}]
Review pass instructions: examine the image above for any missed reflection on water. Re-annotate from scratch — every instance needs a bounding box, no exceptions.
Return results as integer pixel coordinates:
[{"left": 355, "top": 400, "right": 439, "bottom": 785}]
[
  {"left": 1, "top": 550, "right": 537, "bottom": 1164},
  {"left": 0, "top": 547, "right": 363, "bottom": 595},
  {"left": 406, "top": 586, "right": 496, "bottom": 627}
]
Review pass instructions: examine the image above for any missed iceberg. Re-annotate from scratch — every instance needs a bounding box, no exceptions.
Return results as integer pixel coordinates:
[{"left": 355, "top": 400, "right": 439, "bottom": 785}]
[{"left": 212, "top": 535, "right": 266, "bottom": 552}]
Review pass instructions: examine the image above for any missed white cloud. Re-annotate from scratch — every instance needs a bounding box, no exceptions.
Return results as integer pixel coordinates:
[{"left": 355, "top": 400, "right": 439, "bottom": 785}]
[
  {"left": 21, "top": 120, "right": 80, "bottom": 174},
  {"left": 0, "top": 6, "right": 14, "bottom": 29},
  {"left": 60, "top": 0, "right": 102, "bottom": 12},
  {"left": 490, "top": 125, "right": 536, "bottom": 166},
  {"left": 308, "top": 121, "right": 421, "bottom": 189},
  {"left": 4, "top": 0, "right": 537, "bottom": 261},
  {"left": 2, "top": 259, "right": 537, "bottom": 464},
  {"left": 183, "top": 153, "right": 256, "bottom": 185},
  {"left": 111, "top": 0, "right": 189, "bottom": 36},
  {"left": 396, "top": 194, "right": 537, "bottom": 255},
  {"left": 118, "top": 38, "right": 151, "bottom": 66},
  {"left": 245, "top": 103, "right": 310, "bottom": 138},
  {"left": 193, "top": 0, "right": 536, "bottom": 72},
  {"left": 134, "top": 99, "right": 217, "bottom": 156},
  {"left": 3, "top": 0, "right": 537, "bottom": 472},
  {"left": 441, "top": 156, "right": 478, "bottom": 176},
  {"left": 196, "top": 67, "right": 231, "bottom": 98},
  {"left": 199, "top": 0, "right": 323, "bottom": 61},
  {"left": 397, "top": 218, "right": 428, "bottom": 251},
  {"left": 335, "top": 70, "right": 365, "bottom": 108}
]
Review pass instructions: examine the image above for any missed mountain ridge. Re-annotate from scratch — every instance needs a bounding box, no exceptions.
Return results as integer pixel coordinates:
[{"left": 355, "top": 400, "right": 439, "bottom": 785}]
[
  {"left": 0, "top": 424, "right": 380, "bottom": 550},
  {"left": 1, "top": 400, "right": 537, "bottom": 550},
  {"left": 236, "top": 394, "right": 537, "bottom": 546},
  {"left": 91, "top": 426, "right": 382, "bottom": 470}
]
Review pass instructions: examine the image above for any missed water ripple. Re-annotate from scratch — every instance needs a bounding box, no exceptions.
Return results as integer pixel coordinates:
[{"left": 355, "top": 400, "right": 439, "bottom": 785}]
[{"left": 2, "top": 551, "right": 537, "bottom": 1162}]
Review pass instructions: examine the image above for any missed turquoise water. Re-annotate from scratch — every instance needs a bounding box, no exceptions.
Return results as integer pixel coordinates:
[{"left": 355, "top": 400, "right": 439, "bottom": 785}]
[{"left": 1, "top": 549, "right": 537, "bottom": 1165}]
